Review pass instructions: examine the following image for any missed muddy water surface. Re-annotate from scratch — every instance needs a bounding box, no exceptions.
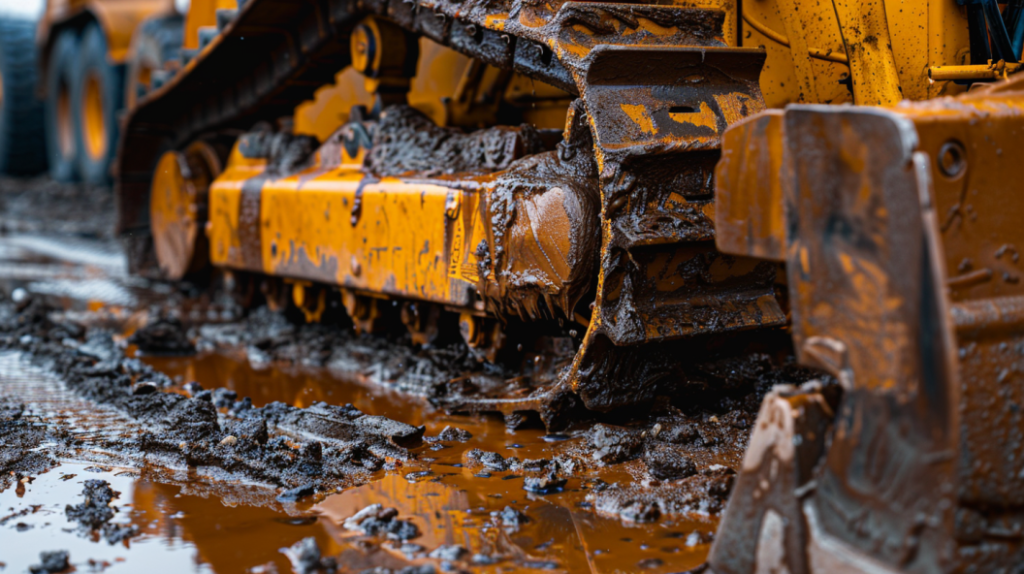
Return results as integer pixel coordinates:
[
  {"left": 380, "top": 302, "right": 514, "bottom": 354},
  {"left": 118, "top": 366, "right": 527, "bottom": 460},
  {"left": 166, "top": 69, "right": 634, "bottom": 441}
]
[
  {"left": 146, "top": 351, "right": 716, "bottom": 572},
  {"left": 3, "top": 348, "right": 712, "bottom": 574}
]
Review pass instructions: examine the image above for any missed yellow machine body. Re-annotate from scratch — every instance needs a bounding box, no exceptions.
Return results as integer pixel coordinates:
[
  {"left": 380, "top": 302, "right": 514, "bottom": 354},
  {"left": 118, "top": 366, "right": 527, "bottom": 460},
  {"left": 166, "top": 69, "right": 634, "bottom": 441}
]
[{"left": 39, "top": 0, "right": 175, "bottom": 64}]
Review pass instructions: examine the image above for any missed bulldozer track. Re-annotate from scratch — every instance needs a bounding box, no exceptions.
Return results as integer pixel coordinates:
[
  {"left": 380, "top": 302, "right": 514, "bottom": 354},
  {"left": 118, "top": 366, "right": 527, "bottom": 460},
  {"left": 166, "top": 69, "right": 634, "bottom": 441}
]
[{"left": 116, "top": 0, "right": 785, "bottom": 426}]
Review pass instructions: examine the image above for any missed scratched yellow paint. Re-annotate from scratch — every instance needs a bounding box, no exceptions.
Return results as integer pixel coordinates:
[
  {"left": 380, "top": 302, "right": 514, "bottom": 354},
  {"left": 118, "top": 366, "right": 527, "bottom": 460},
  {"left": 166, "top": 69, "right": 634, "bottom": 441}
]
[
  {"left": 209, "top": 143, "right": 490, "bottom": 308},
  {"left": 208, "top": 147, "right": 266, "bottom": 269},
  {"left": 621, "top": 104, "right": 656, "bottom": 135},
  {"left": 670, "top": 101, "right": 719, "bottom": 132}
]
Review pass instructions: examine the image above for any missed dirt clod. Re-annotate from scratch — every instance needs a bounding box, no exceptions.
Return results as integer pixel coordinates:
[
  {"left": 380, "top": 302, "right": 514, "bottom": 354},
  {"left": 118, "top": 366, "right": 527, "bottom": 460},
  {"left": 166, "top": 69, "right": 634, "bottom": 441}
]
[
  {"left": 643, "top": 444, "right": 697, "bottom": 481},
  {"left": 128, "top": 318, "right": 195, "bottom": 355},
  {"left": 277, "top": 482, "right": 317, "bottom": 502},
  {"left": 281, "top": 537, "right": 337, "bottom": 574},
  {"left": 358, "top": 566, "right": 436, "bottom": 574},
  {"left": 344, "top": 504, "right": 421, "bottom": 541},
  {"left": 465, "top": 449, "right": 512, "bottom": 471},
  {"left": 0, "top": 400, "right": 57, "bottom": 490},
  {"left": 432, "top": 426, "right": 472, "bottom": 442},
  {"left": 523, "top": 473, "right": 566, "bottom": 494},
  {"left": 28, "top": 550, "right": 69, "bottom": 574},
  {"left": 65, "top": 480, "right": 117, "bottom": 529},
  {"left": 428, "top": 544, "right": 468, "bottom": 562},
  {"left": 588, "top": 424, "right": 642, "bottom": 465},
  {"left": 495, "top": 506, "right": 529, "bottom": 526},
  {"left": 212, "top": 388, "right": 238, "bottom": 408}
]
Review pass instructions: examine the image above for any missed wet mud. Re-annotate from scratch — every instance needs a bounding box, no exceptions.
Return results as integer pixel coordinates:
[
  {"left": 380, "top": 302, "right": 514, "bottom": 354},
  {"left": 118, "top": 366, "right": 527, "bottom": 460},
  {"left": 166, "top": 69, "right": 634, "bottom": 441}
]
[
  {"left": 0, "top": 177, "right": 115, "bottom": 238},
  {"left": 363, "top": 105, "right": 547, "bottom": 177}
]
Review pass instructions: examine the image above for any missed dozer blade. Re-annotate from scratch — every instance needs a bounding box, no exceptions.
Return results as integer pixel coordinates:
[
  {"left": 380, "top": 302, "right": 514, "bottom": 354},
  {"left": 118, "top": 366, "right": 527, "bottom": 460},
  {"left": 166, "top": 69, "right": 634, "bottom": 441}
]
[{"left": 711, "top": 75, "right": 1024, "bottom": 573}]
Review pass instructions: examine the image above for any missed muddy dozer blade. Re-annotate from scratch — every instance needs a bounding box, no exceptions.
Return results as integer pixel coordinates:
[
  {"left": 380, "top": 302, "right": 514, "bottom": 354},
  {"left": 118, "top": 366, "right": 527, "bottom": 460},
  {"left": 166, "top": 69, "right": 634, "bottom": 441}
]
[{"left": 711, "top": 75, "right": 1024, "bottom": 573}]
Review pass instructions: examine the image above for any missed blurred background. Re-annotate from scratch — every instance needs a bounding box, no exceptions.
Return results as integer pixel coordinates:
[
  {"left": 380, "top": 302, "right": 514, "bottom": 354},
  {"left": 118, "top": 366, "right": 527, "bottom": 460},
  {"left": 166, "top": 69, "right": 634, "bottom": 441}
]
[{"left": 0, "top": 0, "right": 44, "bottom": 17}]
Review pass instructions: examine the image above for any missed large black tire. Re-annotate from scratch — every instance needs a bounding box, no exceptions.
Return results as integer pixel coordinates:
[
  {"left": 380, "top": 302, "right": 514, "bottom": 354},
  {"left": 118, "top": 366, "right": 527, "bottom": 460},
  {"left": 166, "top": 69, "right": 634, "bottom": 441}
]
[
  {"left": 74, "top": 22, "right": 126, "bottom": 185},
  {"left": 0, "top": 17, "right": 47, "bottom": 176},
  {"left": 44, "top": 29, "right": 80, "bottom": 182},
  {"left": 125, "top": 14, "right": 184, "bottom": 111}
]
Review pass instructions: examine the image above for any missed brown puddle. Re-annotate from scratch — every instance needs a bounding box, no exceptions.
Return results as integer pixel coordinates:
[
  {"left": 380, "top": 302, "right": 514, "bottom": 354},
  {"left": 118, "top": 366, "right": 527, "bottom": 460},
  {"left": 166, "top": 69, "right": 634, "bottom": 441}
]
[
  {"left": 2, "top": 348, "right": 713, "bottom": 573},
  {"left": 144, "top": 351, "right": 715, "bottom": 573}
]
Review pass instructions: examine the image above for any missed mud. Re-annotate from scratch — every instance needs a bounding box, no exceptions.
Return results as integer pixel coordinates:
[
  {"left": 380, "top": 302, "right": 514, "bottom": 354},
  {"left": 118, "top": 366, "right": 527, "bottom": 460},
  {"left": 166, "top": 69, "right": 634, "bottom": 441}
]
[
  {"left": 0, "top": 280, "right": 823, "bottom": 572},
  {"left": 28, "top": 550, "right": 70, "bottom": 574},
  {"left": 127, "top": 317, "right": 196, "bottom": 355},
  {"left": 238, "top": 122, "right": 322, "bottom": 176},
  {"left": 0, "top": 400, "right": 58, "bottom": 491},
  {"left": 64, "top": 479, "right": 140, "bottom": 543},
  {"left": 0, "top": 177, "right": 114, "bottom": 238},
  {"left": 194, "top": 304, "right": 530, "bottom": 410},
  {"left": 0, "top": 296, "right": 419, "bottom": 496},
  {"left": 364, "top": 105, "right": 546, "bottom": 177}
]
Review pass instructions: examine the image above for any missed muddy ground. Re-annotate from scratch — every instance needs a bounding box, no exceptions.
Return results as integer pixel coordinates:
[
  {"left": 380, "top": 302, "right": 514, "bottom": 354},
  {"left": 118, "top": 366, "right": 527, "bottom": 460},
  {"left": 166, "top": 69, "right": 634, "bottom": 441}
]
[{"left": 0, "top": 177, "right": 825, "bottom": 574}]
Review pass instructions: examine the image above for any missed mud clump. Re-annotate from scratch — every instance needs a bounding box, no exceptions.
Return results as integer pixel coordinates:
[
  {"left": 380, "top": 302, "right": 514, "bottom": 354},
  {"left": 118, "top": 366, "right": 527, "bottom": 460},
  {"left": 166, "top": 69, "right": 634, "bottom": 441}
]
[
  {"left": 464, "top": 448, "right": 515, "bottom": 472},
  {"left": 0, "top": 400, "right": 58, "bottom": 490},
  {"left": 65, "top": 480, "right": 118, "bottom": 528},
  {"left": 127, "top": 317, "right": 195, "bottom": 355},
  {"left": 523, "top": 473, "right": 566, "bottom": 494},
  {"left": 0, "top": 297, "right": 421, "bottom": 496},
  {"left": 428, "top": 425, "right": 472, "bottom": 443},
  {"left": 495, "top": 505, "right": 530, "bottom": 526},
  {"left": 253, "top": 400, "right": 424, "bottom": 457},
  {"left": 643, "top": 444, "right": 697, "bottom": 481},
  {"left": 589, "top": 423, "right": 643, "bottom": 465},
  {"left": 588, "top": 466, "right": 736, "bottom": 523},
  {"left": 344, "top": 504, "right": 421, "bottom": 541},
  {"left": 28, "top": 550, "right": 70, "bottom": 574},
  {"left": 281, "top": 537, "right": 338, "bottom": 574},
  {"left": 65, "top": 479, "right": 139, "bottom": 544},
  {"left": 359, "top": 567, "right": 435, "bottom": 574},
  {"left": 428, "top": 544, "right": 468, "bottom": 561},
  {"left": 364, "top": 105, "right": 545, "bottom": 178}
]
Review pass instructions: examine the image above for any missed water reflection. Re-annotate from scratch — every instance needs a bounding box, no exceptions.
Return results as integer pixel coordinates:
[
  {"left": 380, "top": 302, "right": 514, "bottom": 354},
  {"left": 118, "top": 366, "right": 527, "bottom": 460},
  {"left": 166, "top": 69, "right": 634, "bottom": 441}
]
[
  {"left": 140, "top": 351, "right": 715, "bottom": 572},
  {"left": 145, "top": 351, "right": 429, "bottom": 426},
  {"left": 2, "top": 349, "right": 711, "bottom": 573}
]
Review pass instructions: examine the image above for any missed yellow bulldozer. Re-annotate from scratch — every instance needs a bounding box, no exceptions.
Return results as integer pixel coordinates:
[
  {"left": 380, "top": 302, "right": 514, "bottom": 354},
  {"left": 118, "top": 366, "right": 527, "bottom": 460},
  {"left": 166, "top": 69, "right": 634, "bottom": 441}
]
[{"left": 2, "top": 0, "right": 1024, "bottom": 571}]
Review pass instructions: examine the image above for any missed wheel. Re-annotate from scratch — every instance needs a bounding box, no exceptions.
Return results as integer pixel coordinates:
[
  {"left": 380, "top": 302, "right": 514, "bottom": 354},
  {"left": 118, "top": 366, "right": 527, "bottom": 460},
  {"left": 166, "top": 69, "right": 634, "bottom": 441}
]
[
  {"left": 43, "top": 29, "right": 79, "bottom": 182},
  {"left": 125, "top": 14, "right": 184, "bottom": 111},
  {"left": 74, "top": 23, "right": 126, "bottom": 185},
  {"left": 150, "top": 141, "right": 221, "bottom": 280},
  {"left": 0, "top": 17, "right": 47, "bottom": 176}
]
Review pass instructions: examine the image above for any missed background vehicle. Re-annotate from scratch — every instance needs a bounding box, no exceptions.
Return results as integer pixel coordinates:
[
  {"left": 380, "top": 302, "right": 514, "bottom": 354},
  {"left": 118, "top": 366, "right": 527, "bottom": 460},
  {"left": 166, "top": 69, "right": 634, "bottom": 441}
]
[{"left": 0, "top": 0, "right": 186, "bottom": 182}]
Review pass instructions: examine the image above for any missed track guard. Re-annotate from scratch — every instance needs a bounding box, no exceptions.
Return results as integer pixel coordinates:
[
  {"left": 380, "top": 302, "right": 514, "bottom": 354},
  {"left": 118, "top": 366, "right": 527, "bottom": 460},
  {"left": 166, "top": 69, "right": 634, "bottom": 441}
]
[{"left": 566, "top": 45, "right": 787, "bottom": 411}]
